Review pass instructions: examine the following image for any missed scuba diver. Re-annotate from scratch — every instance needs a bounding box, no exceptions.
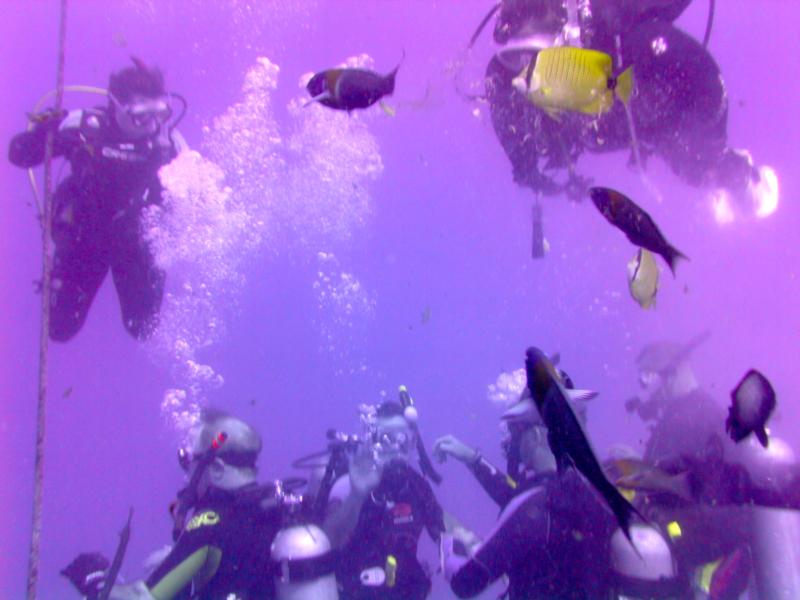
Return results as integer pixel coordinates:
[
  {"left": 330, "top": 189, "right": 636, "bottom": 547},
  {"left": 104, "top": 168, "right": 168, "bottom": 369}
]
[
  {"left": 8, "top": 57, "right": 187, "bottom": 342},
  {"left": 471, "top": 0, "right": 776, "bottom": 220},
  {"left": 618, "top": 335, "right": 800, "bottom": 599},
  {"left": 434, "top": 362, "right": 685, "bottom": 599},
  {"left": 62, "top": 409, "right": 287, "bottom": 600},
  {"left": 322, "top": 391, "right": 446, "bottom": 600}
]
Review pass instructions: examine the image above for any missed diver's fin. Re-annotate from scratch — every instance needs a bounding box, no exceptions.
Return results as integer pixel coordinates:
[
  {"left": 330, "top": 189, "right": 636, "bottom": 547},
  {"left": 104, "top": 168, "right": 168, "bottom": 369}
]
[
  {"left": 567, "top": 389, "right": 599, "bottom": 403},
  {"left": 755, "top": 427, "right": 769, "bottom": 448},
  {"left": 614, "top": 66, "right": 634, "bottom": 105},
  {"left": 303, "top": 92, "right": 331, "bottom": 107}
]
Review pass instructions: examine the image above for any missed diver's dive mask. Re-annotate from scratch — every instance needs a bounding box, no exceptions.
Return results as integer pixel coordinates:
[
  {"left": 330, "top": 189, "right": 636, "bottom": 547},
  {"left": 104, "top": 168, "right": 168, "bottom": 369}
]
[
  {"left": 373, "top": 430, "right": 413, "bottom": 457},
  {"left": 111, "top": 93, "right": 172, "bottom": 138}
]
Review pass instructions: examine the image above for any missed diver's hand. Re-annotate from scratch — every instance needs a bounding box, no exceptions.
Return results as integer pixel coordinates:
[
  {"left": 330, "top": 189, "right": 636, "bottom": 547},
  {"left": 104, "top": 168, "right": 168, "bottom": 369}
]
[
  {"left": 27, "top": 107, "right": 67, "bottom": 129},
  {"left": 433, "top": 435, "right": 478, "bottom": 464},
  {"left": 60, "top": 552, "right": 109, "bottom": 599},
  {"left": 348, "top": 444, "right": 382, "bottom": 497}
]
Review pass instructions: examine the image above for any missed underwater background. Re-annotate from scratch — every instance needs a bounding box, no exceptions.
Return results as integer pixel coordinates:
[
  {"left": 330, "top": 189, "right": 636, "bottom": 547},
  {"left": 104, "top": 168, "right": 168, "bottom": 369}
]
[{"left": 1, "top": 1, "right": 798, "bottom": 597}]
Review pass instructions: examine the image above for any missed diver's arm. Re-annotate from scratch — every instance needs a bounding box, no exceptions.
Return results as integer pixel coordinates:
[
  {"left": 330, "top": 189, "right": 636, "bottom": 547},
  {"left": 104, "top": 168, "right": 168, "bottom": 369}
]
[
  {"left": 138, "top": 519, "right": 223, "bottom": 600},
  {"left": 434, "top": 435, "right": 517, "bottom": 507},
  {"left": 8, "top": 109, "right": 79, "bottom": 168},
  {"left": 468, "top": 454, "right": 518, "bottom": 508},
  {"left": 449, "top": 486, "right": 548, "bottom": 598},
  {"left": 323, "top": 444, "right": 382, "bottom": 547},
  {"left": 322, "top": 475, "right": 369, "bottom": 548}
]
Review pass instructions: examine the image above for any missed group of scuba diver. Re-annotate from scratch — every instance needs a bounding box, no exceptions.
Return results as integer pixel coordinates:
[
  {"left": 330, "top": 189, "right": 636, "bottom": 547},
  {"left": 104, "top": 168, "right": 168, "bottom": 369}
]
[
  {"left": 60, "top": 339, "right": 800, "bottom": 600},
  {"left": 8, "top": 0, "right": 776, "bottom": 343},
  {"left": 9, "top": 0, "right": 793, "bottom": 599}
]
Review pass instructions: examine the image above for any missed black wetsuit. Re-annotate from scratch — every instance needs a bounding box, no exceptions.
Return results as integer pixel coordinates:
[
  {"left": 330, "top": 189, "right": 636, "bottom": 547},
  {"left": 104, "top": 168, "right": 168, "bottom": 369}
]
[
  {"left": 486, "top": 0, "right": 757, "bottom": 200},
  {"left": 147, "top": 484, "right": 281, "bottom": 600},
  {"left": 450, "top": 456, "right": 613, "bottom": 599},
  {"left": 8, "top": 107, "right": 177, "bottom": 341},
  {"left": 336, "top": 461, "right": 445, "bottom": 600}
]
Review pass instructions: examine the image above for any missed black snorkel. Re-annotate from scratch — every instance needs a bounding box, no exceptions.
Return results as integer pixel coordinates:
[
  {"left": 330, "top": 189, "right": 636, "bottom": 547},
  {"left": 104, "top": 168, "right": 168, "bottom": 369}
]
[
  {"left": 167, "top": 91, "right": 187, "bottom": 145},
  {"left": 398, "top": 386, "right": 442, "bottom": 485},
  {"left": 170, "top": 431, "right": 228, "bottom": 541},
  {"left": 469, "top": 1, "right": 503, "bottom": 48},
  {"left": 703, "top": 0, "right": 715, "bottom": 48}
]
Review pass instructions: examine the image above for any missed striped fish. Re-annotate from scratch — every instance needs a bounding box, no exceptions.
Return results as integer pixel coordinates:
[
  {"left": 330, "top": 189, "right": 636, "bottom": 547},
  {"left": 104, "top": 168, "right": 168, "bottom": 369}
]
[{"left": 512, "top": 47, "right": 633, "bottom": 117}]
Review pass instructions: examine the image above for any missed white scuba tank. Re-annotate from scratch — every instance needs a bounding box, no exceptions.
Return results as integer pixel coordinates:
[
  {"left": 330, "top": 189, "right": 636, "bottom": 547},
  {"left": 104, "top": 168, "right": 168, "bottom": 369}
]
[{"left": 271, "top": 523, "right": 339, "bottom": 600}]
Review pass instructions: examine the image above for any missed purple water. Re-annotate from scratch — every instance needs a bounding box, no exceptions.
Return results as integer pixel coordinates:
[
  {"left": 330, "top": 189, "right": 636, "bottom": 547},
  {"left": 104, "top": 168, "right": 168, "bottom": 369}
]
[{"left": 1, "top": 1, "right": 798, "bottom": 597}]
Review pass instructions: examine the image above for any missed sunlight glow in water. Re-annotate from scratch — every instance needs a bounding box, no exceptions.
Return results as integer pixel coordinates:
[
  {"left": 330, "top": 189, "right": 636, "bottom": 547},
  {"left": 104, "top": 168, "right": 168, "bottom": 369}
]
[{"left": 753, "top": 165, "right": 779, "bottom": 218}]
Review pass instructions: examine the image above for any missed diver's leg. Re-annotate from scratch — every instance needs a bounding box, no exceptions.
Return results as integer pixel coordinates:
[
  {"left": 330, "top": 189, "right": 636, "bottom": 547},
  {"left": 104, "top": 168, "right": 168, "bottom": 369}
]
[
  {"left": 110, "top": 210, "right": 164, "bottom": 340},
  {"left": 49, "top": 181, "right": 109, "bottom": 341},
  {"left": 485, "top": 56, "right": 563, "bottom": 196},
  {"left": 623, "top": 21, "right": 771, "bottom": 214},
  {"left": 623, "top": 22, "right": 729, "bottom": 185}
]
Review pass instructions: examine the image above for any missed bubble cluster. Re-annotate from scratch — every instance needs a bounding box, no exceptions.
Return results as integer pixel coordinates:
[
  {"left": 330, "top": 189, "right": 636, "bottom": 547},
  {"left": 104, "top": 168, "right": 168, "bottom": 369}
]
[
  {"left": 313, "top": 252, "right": 376, "bottom": 376},
  {"left": 487, "top": 367, "right": 526, "bottom": 407},
  {"left": 145, "top": 56, "right": 384, "bottom": 436}
]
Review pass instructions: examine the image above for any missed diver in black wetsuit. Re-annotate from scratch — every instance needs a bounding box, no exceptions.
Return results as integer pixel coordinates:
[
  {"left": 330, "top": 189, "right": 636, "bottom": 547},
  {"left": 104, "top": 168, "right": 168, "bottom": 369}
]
[
  {"left": 8, "top": 58, "right": 187, "bottom": 341},
  {"left": 323, "top": 401, "right": 446, "bottom": 600},
  {"left": 621, "top": 337, "right": 800, "bottom": 599},
  {"left": 435, "top": 373, "right": 685, "bottom": 599},
  {"left": 62, "top": 410, "right": 283, "bottom": 600},
  {"left": 479, "top": 0, "right": 775, "bottom": 215}
]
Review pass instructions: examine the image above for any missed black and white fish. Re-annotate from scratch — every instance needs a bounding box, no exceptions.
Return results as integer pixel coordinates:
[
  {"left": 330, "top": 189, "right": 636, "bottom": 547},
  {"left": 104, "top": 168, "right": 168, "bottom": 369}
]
[
  {"left": 726, "top": 369, "right": 777, "bottom": 448},
  {"left": 523, "top": 347, "right": 640, "bottom": 540}
]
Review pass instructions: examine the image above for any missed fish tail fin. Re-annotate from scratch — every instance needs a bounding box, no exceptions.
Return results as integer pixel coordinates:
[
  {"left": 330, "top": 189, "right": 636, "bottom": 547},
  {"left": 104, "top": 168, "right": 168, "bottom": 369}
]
[
  {"left": 614, "top": 66, "right": 634, "bottom": 106},
  {"left": 384, "top": 49, "right": 405, "bottom": 96},
  {"left": 667, "top": 247, "right": 689, "bottom": 276},
  {"left": 755, "top": 427, "right": 769, "bottom": 448},
  {"left": 612, "top": 491, "right": 646, "bottom": 546}
]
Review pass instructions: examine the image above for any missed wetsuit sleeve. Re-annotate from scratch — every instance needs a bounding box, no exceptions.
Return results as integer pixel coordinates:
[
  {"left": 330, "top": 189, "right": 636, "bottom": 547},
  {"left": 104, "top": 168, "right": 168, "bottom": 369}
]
[
  {"left": 450, "top": 486, "right": 548, "bottom": 598},
  {"left": 468, "top": 454, "right": 517, "bottom": 508},
  {"left": 8, "top": 109, "right": 80, "bottom": 168},
  {"left": 145, "top": 510, "right": 224, "bottom": 600}
]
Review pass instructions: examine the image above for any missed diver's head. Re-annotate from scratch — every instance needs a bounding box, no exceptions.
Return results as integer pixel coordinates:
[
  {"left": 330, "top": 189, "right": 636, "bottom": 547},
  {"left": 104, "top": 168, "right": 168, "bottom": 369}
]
[
  {"left": 501, "top": 388, "right": 557, "bottom": 475},
  {"left": 179, "top": 408, "right": 262, "bottom": 494},
  {"left": 108, "top": 57, "right": 171, "bottom": 139},
  {"left": 636, "top": 344, "right": 699, "bottom": 400},
  {"left": 372, "top": 401, "right": 416, "bottom": 465},
  {"left": 494, "top": 0, "right": 567, "bottom": 44}
]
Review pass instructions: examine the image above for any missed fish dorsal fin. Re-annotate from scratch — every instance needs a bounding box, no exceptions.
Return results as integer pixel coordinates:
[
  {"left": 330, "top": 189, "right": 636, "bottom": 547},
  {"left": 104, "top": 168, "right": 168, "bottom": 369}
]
[{"left": 567, "top": 389, "right": 599, "bottom": 403}]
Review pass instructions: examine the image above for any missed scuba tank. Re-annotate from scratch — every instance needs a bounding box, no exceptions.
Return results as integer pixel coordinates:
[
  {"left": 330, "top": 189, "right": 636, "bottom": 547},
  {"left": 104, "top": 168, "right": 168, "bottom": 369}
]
[{"left": 270, "top": 479, "right": 340, "bottom": 600}]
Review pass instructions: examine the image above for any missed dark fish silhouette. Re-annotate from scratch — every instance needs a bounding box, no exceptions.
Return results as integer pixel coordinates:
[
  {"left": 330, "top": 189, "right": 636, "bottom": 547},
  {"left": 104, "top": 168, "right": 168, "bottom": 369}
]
[
  {"left": 524, "top": 346, "right": 640, "bottom": 540},
  {"left": 727, "top": 369, "right": 776, "bottom": 447},
  {"left": 589, "top": 187, "right": 688, "bottom": 275},
  {"left": 306, "top": 57, "right": 402, "bottom": 112}
]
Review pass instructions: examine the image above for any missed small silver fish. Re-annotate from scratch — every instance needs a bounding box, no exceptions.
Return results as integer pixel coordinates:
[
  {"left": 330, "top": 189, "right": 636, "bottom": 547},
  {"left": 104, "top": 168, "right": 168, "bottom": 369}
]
[
  {"left": 726, "top": 369, "right": 776, "bottom": 447},
  {"left": 627, "top": 248, "right": 659, "bottom": 309}
]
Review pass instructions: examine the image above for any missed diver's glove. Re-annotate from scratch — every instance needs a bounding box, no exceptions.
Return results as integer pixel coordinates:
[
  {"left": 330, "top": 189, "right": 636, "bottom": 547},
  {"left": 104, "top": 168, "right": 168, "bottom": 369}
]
[
  {"left": 433, "top": 435, "right": 479, "bottom": 464},
  {"left": 27, "top": 107, "right": 67, "bottom": 130},
  {"left": 61, "top": 552, "right": 109, "bottom": 599},
  {"left": 348, "top": 443, "right": 383, "bottom": 497}
]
